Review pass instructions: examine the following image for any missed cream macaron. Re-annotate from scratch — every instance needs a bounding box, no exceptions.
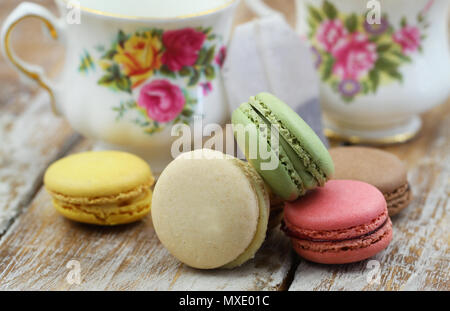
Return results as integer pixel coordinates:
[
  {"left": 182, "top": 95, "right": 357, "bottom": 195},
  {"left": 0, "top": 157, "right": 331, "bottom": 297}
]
[{"left": 151, "top": 149, "right": 270, "bottom": 269}]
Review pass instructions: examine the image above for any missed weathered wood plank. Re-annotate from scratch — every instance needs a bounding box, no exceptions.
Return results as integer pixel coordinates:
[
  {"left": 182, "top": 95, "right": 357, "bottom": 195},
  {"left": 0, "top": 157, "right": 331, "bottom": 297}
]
[
  {"left": 0, "top": 176, "right": 294, "bottom": 291},
  {"left": 0, "top": 0, "right": 72, "bottom": 234},
  {"left": 289, "top": 102, "right": 450, "bottom": 291},
  {"left": 0, "top": 92, "right": 78, "bottom": 234}
]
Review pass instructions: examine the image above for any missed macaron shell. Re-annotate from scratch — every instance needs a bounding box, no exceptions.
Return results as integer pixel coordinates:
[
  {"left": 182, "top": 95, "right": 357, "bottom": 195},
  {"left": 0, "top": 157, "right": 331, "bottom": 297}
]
[
  {"left": 44, "top": 151, "right": 154, "bottom": 198},
  {"left": 329, "top": 147, "right": 407, "bottom": 194},
  {"left": 232, "top": 104, "right": 302, "bottom": 200},
  {"left": 292, "top": 219, "right": 393, "bottom": 264},
  {"left": 151, "top": 149, "right": 262, "bottom": 269},
  {"left": 223, "top": 159, "right": 270, "bottom": 268},
  {"left": 284, "top": 180, "right": 387, "bottom": 231},
  {"left": 251, "top": 92, "right": 334, "bottom": 180}
]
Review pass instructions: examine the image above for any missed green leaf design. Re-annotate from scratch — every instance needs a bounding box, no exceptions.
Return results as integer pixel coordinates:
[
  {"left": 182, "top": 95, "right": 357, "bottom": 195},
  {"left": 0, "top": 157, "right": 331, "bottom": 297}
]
[
  {"left": 386, "top": 69, "right": 403, "bottom": 82},
  {"left": 196, "top": 48, "right": 207, "bottom": 65},
  {"left": 400, "top": 17, "right": 407, "bottom": 28},
  {"left": 79, "top": 51, "right": 95, "bottom": 73},
  {"left": 179, "top": 67, "right": 191, "bottom": 77},
  {"left": 307, "top": 19, "right": 317, "bottom": 38},
  {"left": 160, "top": 65, "right": 176, "bottom": 78},
  {"left": 321, "top": 56, "right": 334, "bottom": 81},
  {"left": 117, "top": 77, "right": 132, "bottom": 93},
  {"left": 369, "top": 69, "right": 380, "bottom": 92},
  {"left": 98, "top": 74, "right": 115, "bottom": 85},
  {"left": 98, "top": 64, "right": 131, "bottom": 93},
  {"left": 188, "top": 68, "right": 200, "bottom": 86},
  {"left": 417, "top": 13, "right": 424, "bottom": 23},
  {"left": 118, "top": 30, "right": 128, "bottom": 47},
  {"left": 308, "top": 5, "right": 323, "bottom": 23},
  {"left": 375, "top": 57, "right": 398, "bottom": 72},
  {"left": 323, "top": 1, "right": 337, "bottom": 20},
  {"left": 202, "top": 27, "right": 213, "bottom": 35},
  {"left": 102, "top": 49, "right": 117, "bottom": 60},
  {"left": 376, "top": 43, "right": 391, "bottom": 53},
  {"left": 391, "top": 51, "right": 412, "bottom": 62},
  {"left": 181, "top": 106, "right": 195, "bottom": 118},
  {"left": 205, "top": 46, "right": 216, "bottom": 65},
  {"left": 345, "top": 14, "right": 358, "bottom": 32},
  {"left": 341, "top": 95, "right": 354, "bottom": 103},
  {"left": 361, "top": 81, "right": 370, "bottom": 94},
  {"left": 204, "top": 65, "right": 215, "bottom": 81}
]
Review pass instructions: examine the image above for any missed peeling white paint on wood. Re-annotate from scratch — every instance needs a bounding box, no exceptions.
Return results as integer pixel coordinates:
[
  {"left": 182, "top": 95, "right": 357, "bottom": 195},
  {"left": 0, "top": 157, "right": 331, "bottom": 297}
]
[
  {"left": 0, "top": 188, "right": 293, "bottom": 290},
  {"left": 289, "top": 114, "right": 450, "bottom": 291},
  {"left": 0, "top": 92, "right": 76, "bottom": 233}
]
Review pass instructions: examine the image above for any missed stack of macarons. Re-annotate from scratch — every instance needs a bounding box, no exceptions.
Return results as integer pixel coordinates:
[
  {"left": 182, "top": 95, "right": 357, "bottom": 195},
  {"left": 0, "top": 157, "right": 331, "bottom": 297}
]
[
  {"left": 148, "top": 92, "right": 338, "bottom": 269},
  {"left": 43, "top": 92, "right": 407, "bottom": 268}
]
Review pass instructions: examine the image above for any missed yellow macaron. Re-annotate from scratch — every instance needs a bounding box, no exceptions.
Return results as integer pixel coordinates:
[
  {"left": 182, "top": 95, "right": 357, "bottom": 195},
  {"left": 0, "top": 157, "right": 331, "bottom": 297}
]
[{"left": 44, "top": 151, "right": 154, "bottom": 225}]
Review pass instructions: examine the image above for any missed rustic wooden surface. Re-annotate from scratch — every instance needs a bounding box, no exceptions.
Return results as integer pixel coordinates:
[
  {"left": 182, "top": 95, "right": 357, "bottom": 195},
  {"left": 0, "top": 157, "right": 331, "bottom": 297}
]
[{"left": 0, "top": 0, "right": 448, "bottom": 291}]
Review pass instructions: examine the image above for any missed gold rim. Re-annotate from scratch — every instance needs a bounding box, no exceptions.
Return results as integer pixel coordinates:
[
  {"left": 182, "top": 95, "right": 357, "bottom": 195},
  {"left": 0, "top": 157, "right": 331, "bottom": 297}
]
[
  {"left": 61, "top": 0, "right": 238, "bottom": 20},
  {"left": 324, "top": 127, "right": 419, "bottom": 145},
  {"left": 4, "top": 15, "right": 59, "bottom": 115}
]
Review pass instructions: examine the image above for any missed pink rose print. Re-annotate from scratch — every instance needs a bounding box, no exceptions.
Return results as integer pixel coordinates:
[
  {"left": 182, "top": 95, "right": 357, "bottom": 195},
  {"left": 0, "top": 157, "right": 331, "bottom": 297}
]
[
  {"left": 138, "top": 79, "right": 185, "bottom": 123},
  {"left": 331, "top": 32, "right": 377, "bottom": 80},
  {"left": 162, "top": 28, "right": 206, "bottom": 72},
  {"left": 393, "top": 26, "right": 421, "bottom": 55},
  {"left": 316, "top": 19, "right": 348, "bottom": 53},
  {"left": 215, "top": 46, "right": 227, "bottom": 68}
]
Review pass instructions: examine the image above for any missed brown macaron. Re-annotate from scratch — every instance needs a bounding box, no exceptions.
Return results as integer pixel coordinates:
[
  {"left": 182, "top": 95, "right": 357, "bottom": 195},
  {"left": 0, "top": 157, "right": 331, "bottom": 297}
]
[{"left": 329, "top": 146, "right": 412, "bottom": 216}]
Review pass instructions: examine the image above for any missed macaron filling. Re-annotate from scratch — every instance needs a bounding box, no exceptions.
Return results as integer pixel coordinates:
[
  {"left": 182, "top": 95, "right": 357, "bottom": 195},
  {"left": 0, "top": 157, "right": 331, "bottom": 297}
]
[
  {"left": 249, "top": 96, "right": 327, "bottom": 186},
  {"left": 282, "top": 211, "right": 391, "bottom": 252},
  {"left": 288, "top": 219, "right": 392, "bottom": 253},
  {"left": 238, "top": 103, "right": 305, "bottom": 196},
  {"left": 53, "top": 189, "right": 152, "bottom": 224},
  {"left": 222, "top": 160, "right": 270, "bottom": 268},
  {"left": 384, "top": 183, "right": 411, "bottom": 212}
]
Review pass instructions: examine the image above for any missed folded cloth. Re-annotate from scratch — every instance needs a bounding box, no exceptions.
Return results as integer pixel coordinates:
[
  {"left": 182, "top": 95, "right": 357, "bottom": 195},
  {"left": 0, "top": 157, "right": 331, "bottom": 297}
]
[{"left": 223, "top": 15, "right": 328, "bottom": 147}]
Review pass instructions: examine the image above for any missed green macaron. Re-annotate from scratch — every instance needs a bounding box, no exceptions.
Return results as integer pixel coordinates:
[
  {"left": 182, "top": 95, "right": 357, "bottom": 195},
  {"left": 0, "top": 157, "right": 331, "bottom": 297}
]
[{"left": 232, "top": 92, "right": 334, "bottom": 201}]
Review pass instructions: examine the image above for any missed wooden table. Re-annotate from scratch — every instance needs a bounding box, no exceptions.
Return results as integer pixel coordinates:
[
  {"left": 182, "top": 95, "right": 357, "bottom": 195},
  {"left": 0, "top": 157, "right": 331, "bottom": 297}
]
[{"left": 0, "top": 0, "right": 448, "bottom": 291}]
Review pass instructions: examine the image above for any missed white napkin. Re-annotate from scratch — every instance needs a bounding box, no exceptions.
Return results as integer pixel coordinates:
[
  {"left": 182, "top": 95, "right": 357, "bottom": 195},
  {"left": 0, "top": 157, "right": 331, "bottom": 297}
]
[{"left": 223, "top": 14, "right": 328, "bottom": 146}]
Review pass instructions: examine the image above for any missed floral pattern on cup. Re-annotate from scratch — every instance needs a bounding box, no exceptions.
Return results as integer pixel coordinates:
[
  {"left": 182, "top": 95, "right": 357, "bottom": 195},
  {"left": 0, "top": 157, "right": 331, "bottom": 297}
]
[
  {"left": 78, "top": 27, "right": 225, "bottom": 134},
  {"left": 307, "top": 0, "right": 430, "bottom": 102}
]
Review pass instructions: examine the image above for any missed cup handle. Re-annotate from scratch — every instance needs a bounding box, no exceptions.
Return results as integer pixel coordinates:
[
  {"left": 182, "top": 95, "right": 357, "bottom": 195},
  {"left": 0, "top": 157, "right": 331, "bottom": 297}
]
[{"left": 1, "top": 2, "right": 64, "bottom": 115}]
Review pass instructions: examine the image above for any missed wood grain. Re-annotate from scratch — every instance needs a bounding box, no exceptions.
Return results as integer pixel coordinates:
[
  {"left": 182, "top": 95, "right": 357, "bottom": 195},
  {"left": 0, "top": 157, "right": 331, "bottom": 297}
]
[
  {"left": 290, "top": 101, "right": 450, "bottom": 291},
  {"left": 0, "top": 178, "right": 294, "bottom": 290},
  {"left": 0, "top": 0, "right": 74, "bottom": 234},
  {"left": 0, "top": 0, "right": 448, "bottom": 291}
]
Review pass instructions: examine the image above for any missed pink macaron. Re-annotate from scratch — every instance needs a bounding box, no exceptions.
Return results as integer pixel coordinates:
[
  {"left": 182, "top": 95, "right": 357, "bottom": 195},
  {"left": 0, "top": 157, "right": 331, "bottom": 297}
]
[{"left": 282, "top": 180, "right": 393, "bottom": 264}]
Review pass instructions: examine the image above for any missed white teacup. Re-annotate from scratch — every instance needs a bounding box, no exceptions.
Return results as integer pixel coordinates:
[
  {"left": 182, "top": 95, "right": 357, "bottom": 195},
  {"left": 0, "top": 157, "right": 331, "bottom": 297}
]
[
  {"left": 1, "top": 0, "right": 239, "bottom": 172},
  {"left": 247, "top": 0, "right": 450, "bottom": 144}
]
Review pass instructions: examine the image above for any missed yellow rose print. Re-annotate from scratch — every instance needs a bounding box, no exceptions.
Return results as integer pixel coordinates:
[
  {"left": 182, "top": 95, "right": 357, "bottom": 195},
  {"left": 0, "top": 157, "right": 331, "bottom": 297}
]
[{"left": 114, "top": 32, "right": 163, "bottom": 88}]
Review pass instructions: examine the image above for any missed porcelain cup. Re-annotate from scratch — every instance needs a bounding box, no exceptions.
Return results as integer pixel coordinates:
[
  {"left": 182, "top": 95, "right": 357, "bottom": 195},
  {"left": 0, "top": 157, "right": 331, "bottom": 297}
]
[
  {"left": 1, "top": 0, "right": 240, "bottom": 172},
  {"left": 246, "top": 0, "right": 450, "bottom": 144}
]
